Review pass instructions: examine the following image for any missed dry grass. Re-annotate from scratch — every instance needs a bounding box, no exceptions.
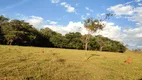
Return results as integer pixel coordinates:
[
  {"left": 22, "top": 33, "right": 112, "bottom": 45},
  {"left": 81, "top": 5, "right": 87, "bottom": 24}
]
[{"left": 0, "top": 45, "right": 142, "bottom": 80}]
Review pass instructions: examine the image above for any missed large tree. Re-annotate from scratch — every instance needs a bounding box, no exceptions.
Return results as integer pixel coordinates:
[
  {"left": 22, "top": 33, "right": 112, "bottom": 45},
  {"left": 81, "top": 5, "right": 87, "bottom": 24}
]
[
  {"left": 0, "top": 15, "right": 9, "bottom": 26},
  {"left": 0, "top": 16, "right": 9, "bottom": 44},
  {"left": 1, "top": 20, "right": 38, "bottom": 45},
  {"left": 83, "top": 18, "right": 104, "bottom": 50},
  {"left": 1, "top": 22, "right": 16, "bottom": 45},
  {"left": 83, "top": 13, "right": 113, "bottom": 50}
]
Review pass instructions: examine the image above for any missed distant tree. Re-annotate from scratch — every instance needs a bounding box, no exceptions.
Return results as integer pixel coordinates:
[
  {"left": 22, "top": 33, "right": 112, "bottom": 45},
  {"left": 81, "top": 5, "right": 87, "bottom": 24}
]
[
  {"left": 39, "top": 28, "right": 58, "bottom": 47},
  {"left": 83, "top": 13, "right": 113, "bottom": 50},
  {"left": 0, "top": 15, "right": 9, "bottom": 26},
  {"left": 1, "top": 22, "right": 16, "bottom": 45},
  {"left": 116, "top": 42, "right": 126, "bottom": 53},
  {"left": 65, "top": 32, "right": 83, "bottom": 49},
  {"left": 50, "top": 33, "right": 67, "bottom": 48},
  {"left": 0, "top": 15, "right": 126, "bottom": 53},
  {"left": 0, "top": 16, "right": 9, "bottom": 44},
  {"left": 1, "top": 20, "right": 38, "bottom": 45},
  {"left": 83, "top": 18, "right": 104, "bottom": 50},
  {"left": 133, "top": 48, "right": 142, "bottom": 52},
  {"left": 81, "top": 34, "right": 92, "bottom": 50},
  {"left": 40, "top": 28, "right": 57, "bottom": 38},
  {"left": 95, "top": 35, "right": 110, "bottom": 51},
  {"left": 88, "top": 37, "right": 100, "bottom": 50}
]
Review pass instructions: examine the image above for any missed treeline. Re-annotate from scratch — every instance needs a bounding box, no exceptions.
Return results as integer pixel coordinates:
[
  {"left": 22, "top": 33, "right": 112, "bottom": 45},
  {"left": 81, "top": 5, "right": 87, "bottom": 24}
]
[{"left": 0, "top": 15, "right": 126, "bottom": 53}]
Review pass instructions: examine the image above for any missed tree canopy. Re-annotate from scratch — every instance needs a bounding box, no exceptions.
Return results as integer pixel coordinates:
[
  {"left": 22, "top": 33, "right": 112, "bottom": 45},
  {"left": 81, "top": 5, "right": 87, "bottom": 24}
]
[
  {"left": 83, "top": 13, "right": 113, "bottom": 50},
  {"left": 0, "top": 15, "right": 126, "bottom": 53}
]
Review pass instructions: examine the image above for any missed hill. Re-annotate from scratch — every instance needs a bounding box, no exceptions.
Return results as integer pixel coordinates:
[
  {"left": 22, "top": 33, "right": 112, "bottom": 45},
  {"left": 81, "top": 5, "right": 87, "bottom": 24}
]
[{"left": 0, "top": 45, "right": 142, "bottom": 80}]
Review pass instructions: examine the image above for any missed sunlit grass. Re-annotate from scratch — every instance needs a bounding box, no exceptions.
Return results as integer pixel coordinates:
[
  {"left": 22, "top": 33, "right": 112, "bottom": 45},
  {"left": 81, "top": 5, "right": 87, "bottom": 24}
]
[{"left": 0, "top": 45, "right": 142, "bottom": 80}]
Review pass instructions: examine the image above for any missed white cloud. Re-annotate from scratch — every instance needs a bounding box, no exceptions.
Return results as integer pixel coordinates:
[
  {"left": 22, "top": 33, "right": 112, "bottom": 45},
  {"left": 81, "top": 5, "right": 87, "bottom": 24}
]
[
  {"left": 44, "top": 21, "right": 123, "bottom": 42},
  {"left": 98, "top": 22, "right": 142, "bottom": 49},
  {"left": 122, "top": 27, "right": 142, "bottom": 49},
  {"left": 47, "top": 20, "right": 57, "bottom": 25},
  {"left": 51, "top": 0, "right": 60, "bottom": 3},
  {"left": 44, "top": 21, "right": 87, "bottom": 35},
  {"left": 127, "top": 7, "right": 142, "bottom": 27},
  {"left": 44, "top": 21, "right": 142, "bottom": 49},
  {"left": 85, "top": 7, "right": 89, "bottom": 10},
  {"left": 61, "top": 2, "right": 75, "bottom": 13},
  {"left": 26, "top": 16, "right": 43, "bottom": 29},
  {"left": 81, "top": 15, "right": 86, "bottom": 20},
  {"left": 135, "top": 0, "right": 141, "bottom": 2},
  {"left": 95, "top": 22, "right": 123, "bottom": 41},
  {"left": 16, "top": 14, "right": 57, "bottom": 29},
  {"left": 86, "top": 13, "right": 90, "bottom": 16},
  {"left": 125, "top": 0, "right": 141, "bottom": 5},
  {"left": 76, "top": 4, "right": 79, "bottom": 6},
  {"left": 16, "top": 14, "right": 142, "bottom": 49},
  {"left": 107, "top": 2, "right": 142, "bottom": 27},
  {"left": 101, "top": 13, "right": 105, "bottom": 16},
  {"left": 107, "top": 4, "right": 134, "bottom": 15},
  {"left": 16, "top": 14, "right": 43, "bottom": 29},
  {"left": 125, "top": 1, "right": 134, "bottom": 5},
  {"left": 138, "top": 3, "right": 142, "bottom": 6},
  {"left": 85, "top": 7, "right": 93, "bottom": 12},
  {"left": 136, "top": 33, "right": 142, "bottom": 37}
]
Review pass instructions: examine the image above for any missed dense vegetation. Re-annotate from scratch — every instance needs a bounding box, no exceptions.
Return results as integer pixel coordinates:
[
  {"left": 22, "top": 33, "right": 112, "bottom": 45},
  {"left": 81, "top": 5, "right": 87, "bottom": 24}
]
[{"left": 0, "top": 15, "right": 126, "bottom": 53}]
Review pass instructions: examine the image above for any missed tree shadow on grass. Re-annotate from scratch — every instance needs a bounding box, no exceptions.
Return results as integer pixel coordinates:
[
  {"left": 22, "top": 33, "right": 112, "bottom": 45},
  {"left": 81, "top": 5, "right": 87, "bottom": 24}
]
[{"left": 138, "top": 78, "right": 142, "bottom": 80}]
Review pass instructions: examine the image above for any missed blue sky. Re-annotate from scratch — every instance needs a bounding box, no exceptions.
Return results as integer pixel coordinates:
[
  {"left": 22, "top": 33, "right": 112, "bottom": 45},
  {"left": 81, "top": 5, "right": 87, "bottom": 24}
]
[
  {"left": 0, "top": 0, "right": 142, "bottom": 49},
  {"left": 0, "top": 0, "right": 136, "bottom": 25}
]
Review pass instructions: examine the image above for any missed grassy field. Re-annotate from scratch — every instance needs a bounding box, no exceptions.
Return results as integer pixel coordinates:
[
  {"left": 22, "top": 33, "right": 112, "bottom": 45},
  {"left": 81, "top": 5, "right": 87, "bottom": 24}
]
[{"left": 0, "top": 45, "right": 142, "bottom": 80}]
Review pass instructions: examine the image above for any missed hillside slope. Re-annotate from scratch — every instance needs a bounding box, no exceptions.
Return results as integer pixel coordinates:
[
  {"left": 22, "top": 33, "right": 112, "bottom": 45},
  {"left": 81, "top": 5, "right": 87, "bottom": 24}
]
[{"left": 0, "top": 45, "right": 142, "bottom": 80}]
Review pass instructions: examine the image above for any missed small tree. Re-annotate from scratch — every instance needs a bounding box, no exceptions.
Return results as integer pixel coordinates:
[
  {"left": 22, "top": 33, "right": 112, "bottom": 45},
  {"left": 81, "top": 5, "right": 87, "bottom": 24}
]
[{"left": 83, "top": 13, "right": 113, "bottom": 50}]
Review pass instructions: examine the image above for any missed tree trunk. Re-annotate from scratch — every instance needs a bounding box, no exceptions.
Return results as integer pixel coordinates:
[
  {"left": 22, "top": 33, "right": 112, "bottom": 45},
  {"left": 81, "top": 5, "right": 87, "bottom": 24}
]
[
  {"left": 84, "top": 34, "right": 90, "bottom": 50},
  {"left": 7, "top": 41, "right": 9, "bottom": 45},
  {"left": 9, "top": 40, "right": 13, "bottom": 45},
  {"left": 0, "top": 22, "right": 2, "bottom": 26},
  {"left": 7, "top": 39, "right": 13, "bottom": 45},
  {"left": 85, "top": 40, "right": 88, "bottom": 50},
  {"left": 100, "top": 46, "right": 103, "bottom": 51}
]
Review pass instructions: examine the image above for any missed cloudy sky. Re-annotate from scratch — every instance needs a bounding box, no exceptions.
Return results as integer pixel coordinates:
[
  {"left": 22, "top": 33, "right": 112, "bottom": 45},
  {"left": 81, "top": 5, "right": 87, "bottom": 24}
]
[{"left": 0, "top": 0, "right": 142, "bottom": 49}]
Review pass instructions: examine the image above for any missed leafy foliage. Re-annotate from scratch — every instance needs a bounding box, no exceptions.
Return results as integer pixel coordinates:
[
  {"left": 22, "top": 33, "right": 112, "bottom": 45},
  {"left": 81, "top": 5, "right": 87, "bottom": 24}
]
[
  {"left": 50, "top": 33, "right": 67, "bottom": 48},
  {"left": 0, "top": 15, "right": 126, "bottom": 53},
  {"left": 84, "top": 18, "right": 104, "bottom": 33},
  {"left": 0, "top": 16, "right": 9, "bottom": 44},
  {"left": 65, "top": 32, "right": 83, "bottom": 49},
  {"left": 83, "top": 13, "right": 113, "bottom": 50}
]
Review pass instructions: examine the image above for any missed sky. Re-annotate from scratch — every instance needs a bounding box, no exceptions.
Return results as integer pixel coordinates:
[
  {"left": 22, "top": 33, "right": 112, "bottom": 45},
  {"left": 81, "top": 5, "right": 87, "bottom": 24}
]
[{"left": 0, "top": 0, "right": 142, "bottom": 49}]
